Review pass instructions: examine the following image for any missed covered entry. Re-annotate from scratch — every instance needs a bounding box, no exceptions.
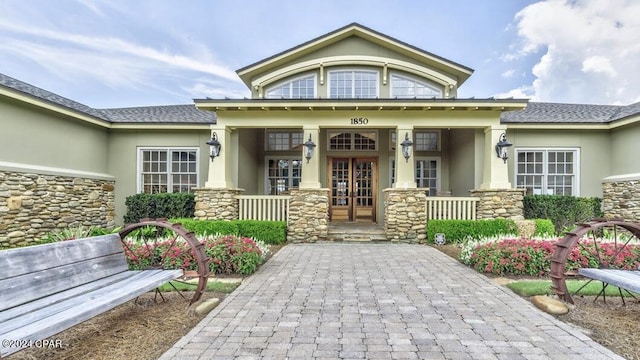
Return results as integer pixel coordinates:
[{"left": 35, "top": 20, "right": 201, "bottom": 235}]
[{"left": 328, "top": 157, "right": 377, "bottom": 222}]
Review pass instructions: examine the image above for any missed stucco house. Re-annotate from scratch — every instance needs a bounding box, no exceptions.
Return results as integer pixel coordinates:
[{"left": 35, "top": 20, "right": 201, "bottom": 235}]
[{"left": 1, "top": 23, "right": 639, "bottom": 245}]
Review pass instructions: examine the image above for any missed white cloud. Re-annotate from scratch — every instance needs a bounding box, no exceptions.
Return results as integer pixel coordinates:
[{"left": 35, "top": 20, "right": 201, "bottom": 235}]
[
  {"left": 508, "top": 0, "right": 640, "bottom": 105},
  {"left": 493, "top": 86, "right": 534, "bottom": 100},
  {"left": 501, "top": 69, "right": 516, "bottom": 78}
]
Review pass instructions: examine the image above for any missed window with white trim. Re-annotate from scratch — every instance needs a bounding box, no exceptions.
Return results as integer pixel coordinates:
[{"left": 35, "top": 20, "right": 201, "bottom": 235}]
[
  {"left": 515, "top": 149, "right": 579, "bottom": 196},
  {"left": 266, "top": 131, "right": 304, "bottom": 151},
  {"left": 265, "top": 74, "right": 316, "bottom": 99},
  {"left": 328, "top": 70, "right": 378, "bottom": 98},
  {"left": 391, "top": 74, "right": 442, "bottom": 98},
  {"left": 390, "top": 157, "right": 440, "bottom": 196},
  {"left": 390, "top": 130, "right": 440, "bottom": 151},
  {"left": 266, "top": 157, "right": 302, "bottom": 195},
  {"left": 139, "top": 148, "right": 198, "bottom": 193}
]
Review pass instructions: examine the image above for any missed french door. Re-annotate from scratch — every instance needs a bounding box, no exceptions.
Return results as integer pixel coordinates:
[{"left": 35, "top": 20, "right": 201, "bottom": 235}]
[{"left": 328, "top": 158, "right": 377, "bottom": 222}]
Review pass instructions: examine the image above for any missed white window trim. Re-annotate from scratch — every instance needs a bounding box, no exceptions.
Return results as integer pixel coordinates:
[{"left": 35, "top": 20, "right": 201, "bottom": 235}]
[
  {"left": 389, "top": 130, "right": 441, "bottom": 152},
  {"left": 264, "top": 156, "right": 303, "bottom": 195},
  {"left": 389, "top": 156, "right": 441, "bottom": 194},
  {"left": 327, "top": 130, "right": 379, "bottom": 152},
  {"left": 389, "top": 72, "right": 443, "bottom": 98},
  {"left": 265, "top": 73, "right": 317, "bottom": 99},
  {"left": 136, "top": 147, "right": 200, "bottom": 194},
  {"left": 327, "top": 69, "right": 380, "bottom": 99},
  {"left": 265, "top": 130, "right": 304, "bottom": 151},
  {"left": 514, "top": 147, "right": 580, "bottom": 196}
]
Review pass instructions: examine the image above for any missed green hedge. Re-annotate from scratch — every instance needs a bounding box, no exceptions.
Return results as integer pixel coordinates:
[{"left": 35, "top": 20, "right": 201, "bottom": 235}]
[
  {"left": 426, "top": 219, "right": 517, "bottom": 244},
  {"left": 124, "top": 193, "right": 195, "bottom": 223},
  {"left": 532, "top": 219, "right": 555, "bottom": 237},
  {"left": 524, "top": 195, "right": 603, "bottom": 234},
  {"left": 171, "top": 218, "right": 287, "bottom": 245}
]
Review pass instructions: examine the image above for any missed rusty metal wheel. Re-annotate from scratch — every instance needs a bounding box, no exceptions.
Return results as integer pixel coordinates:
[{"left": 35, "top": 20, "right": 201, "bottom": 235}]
[
  {"left": 550, "top": 218, "right": 640, "bottom": 304},
  {"left": 119, "top": 218, "right": 210, "bottom": 304}
]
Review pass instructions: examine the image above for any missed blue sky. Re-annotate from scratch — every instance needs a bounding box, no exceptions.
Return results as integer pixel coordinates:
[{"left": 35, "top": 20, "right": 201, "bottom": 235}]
[{"left": 1, "top": 0, "right": 638, "bottom": 108}]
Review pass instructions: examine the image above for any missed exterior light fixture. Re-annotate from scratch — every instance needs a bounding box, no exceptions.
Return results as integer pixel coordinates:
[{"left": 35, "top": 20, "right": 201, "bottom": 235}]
[
  {"left": 401, "top": 132, "right": 413, "bottom": 162},
  {"left": 495, "top": 133, "right": 512, "bottom": 164},
  {"left": 303, "top": 133, "right": 316, "bottom": 163},
  {"left": 434, "top": 233, "right": 446, "bottom": 245},
  {"left": 206, "top": 131, "right": 221, "bottom": 161}
]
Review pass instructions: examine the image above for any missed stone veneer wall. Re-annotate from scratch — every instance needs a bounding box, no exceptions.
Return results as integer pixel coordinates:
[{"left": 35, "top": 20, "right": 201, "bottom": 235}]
[
  {"left": 0, "top": 171, "right": 115, "bottom": 247},
  {"left": 287, "top": 189, "right": 329, "bottom": 243},
  {"left": 602, "top": 174, "right": 640, "bottom": 222},
  {"left": 383, "top": 188, "right": 427, "bottom": 243},
  {"left": 193, "top": 188, "right": 244, "bottom": 220},
  {"left": 469, "top": 188, "right": 525, "bottom": 220}
]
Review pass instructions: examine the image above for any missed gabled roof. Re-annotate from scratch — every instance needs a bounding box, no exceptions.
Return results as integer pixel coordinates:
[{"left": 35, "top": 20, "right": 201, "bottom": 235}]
[
  {"left": 236, "top": 22, "right": 474, "bottom": 89},
  {"left": 500, "top": 102, "right": 640, "bottom": 124},
  {"left": 0, "top": 72, "right": 215, "bottom": 126}
]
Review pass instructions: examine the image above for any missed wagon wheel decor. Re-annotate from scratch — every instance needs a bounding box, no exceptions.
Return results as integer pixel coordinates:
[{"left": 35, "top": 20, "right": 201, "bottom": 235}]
[
  {"left": 119, "top": 218, "right": 210, "bottom": 305},
  {"left": 550, "top": 218, "right": 640, "bottom": 304}
]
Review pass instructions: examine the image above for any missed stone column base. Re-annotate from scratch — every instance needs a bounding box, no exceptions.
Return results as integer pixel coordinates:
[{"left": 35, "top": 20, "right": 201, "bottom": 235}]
[
  {"left": 193, "top": 188, "right": 244, "bottom": 221},
  {"left": 469, "top": 188, "right": 525, "bottom": 220},
  {"left": 383, "top": 188, "right": 427, "bottom": 243},
  {"left": 287, "top": 189, "right": 329, "bottom": 243},
  {"left": 603, "top": 174, "right": 640, "bottom": 222}
]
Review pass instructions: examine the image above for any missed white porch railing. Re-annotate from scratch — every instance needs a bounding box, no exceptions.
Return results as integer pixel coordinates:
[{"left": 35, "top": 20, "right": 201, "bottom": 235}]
[
  {"left": 236, "top": 195, "right": 292, "bottom": 223},
  {"left": 426, "top": 197, "right": 479, "bottom": 220}
]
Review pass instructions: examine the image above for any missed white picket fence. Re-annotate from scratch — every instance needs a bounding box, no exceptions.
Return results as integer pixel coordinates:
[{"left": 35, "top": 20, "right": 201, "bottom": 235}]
[
  {"left": 425, "top": 197, "right": 478, "bottom": 220},
  {"left": 236, "top": 195, "right": 291, "bottom": 223}
]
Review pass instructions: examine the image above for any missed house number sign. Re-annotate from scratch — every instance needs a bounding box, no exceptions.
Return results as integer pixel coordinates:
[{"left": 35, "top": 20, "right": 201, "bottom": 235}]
[{"left": 350, "top": 117, "right": 369, "bottom": 125}]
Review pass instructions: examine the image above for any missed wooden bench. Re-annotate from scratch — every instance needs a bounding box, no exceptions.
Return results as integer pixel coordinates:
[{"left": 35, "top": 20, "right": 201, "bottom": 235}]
[
  {"left": 578, "top": 267, "right": 640, "bottom": 304},
  {"left": 0, "top": 233, "right": 183, "bottom": 358}
]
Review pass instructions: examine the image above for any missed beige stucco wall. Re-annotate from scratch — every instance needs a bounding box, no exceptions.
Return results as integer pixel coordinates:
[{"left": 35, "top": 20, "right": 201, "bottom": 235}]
[
  {"left": 449, "top": 128, "right": 477, "bottom": 196},
  {"left": 107, "top": 129, "right": 210, "bottom": 224},
  {"left": 508, "top": 129, "right": 611, "bottom": 197},
  {"left": 0, "top": 98, "right": 109, "bottom": 173},
  {"left": 610, "top": 122, "right": 640, "bottom": 175},
  {"left": 237, "top": 128, "right": 259, "bottom": 194}
]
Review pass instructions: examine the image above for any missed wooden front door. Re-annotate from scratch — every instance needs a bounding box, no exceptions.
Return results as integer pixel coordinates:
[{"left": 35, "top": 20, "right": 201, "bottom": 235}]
[{"left": 328, "top": 158, "right": 377, "bottom": 222}]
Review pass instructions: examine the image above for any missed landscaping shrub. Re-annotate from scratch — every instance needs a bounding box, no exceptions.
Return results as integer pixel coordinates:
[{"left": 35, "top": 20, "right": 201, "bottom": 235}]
[
  {"left": 532, "top": 219, "right": 555, "bottom": 237},
  {"left": 172, "top": 218, "right": 286, "bottom": 244},
  {"left": 124, "top": 193, "right": 195, "bottom": 223},
  {"left": 524, "top": 195, "right": 603, "bottom": 234},
  {"left": 204, "top": 235, "right": 264, "bottom": 275},
  {"left": 426, "top": 219, "right": 517, "bottom": 243}
]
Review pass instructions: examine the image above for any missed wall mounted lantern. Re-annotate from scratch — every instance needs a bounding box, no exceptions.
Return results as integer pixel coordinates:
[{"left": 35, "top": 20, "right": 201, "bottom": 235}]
[
  {"left": 206, "top": 131, "right": 221, "bottom": 161},
  {"left": 303, "top": 133, "right": 316, "bottom": 163},
  {"left": 495, "top": 133, "right": 512, "bottom": 163},
  {"left": 401, "top": 132, "right": 413, "bottom": 162}
]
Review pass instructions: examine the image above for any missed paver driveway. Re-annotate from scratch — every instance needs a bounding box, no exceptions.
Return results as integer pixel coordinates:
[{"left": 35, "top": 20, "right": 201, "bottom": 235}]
[{"left": 160, "top": 243, "right": 623, "bottom": 360}]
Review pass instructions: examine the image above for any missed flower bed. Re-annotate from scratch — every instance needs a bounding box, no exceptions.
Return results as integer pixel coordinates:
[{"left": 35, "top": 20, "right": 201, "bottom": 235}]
[{"left": 461, "top": 237, "right": 640, "bottom": 276}]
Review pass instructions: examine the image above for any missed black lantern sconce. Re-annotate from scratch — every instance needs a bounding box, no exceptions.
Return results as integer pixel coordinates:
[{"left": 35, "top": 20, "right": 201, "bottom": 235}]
[
  {"left": 401, "top": 132, "right": 413, "bottom": 162},
  {"left": 303, "top": 133, "right": 316, "bottom": 163},
  {"left": 495, "top": 133, "right": 512, "bottom": 164},
  {"left": 206, "top": 131, "right": 221, "bottom": 161}
]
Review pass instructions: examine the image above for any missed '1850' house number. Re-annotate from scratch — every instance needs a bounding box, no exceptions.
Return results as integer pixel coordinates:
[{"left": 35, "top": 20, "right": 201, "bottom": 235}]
[{"left": 350, "top": 117, "right": 369, "bottom": 125}]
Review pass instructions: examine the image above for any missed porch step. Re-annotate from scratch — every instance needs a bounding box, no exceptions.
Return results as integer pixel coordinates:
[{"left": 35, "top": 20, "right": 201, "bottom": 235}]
[{"left": 327, "top": 223, "right": 387, "bottom": 242}]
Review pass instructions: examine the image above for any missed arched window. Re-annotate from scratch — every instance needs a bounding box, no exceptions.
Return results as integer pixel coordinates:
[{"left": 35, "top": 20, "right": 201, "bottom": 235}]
[
  {"left": 391, "top": 74, "right": 442, "bottom": 98},
  {"left": 265, "top": 74, "right": 316, "bottom": 99}
]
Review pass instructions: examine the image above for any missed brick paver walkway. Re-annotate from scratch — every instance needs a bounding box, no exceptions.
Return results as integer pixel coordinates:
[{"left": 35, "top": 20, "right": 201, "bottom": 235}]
[{"left": 160, "top": 243, "right": 623, "bottom": 359}]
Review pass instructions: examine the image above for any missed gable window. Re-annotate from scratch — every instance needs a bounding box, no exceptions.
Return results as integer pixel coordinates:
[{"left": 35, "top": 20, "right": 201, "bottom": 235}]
[
  {"left": 266, "top": 157, "right": 302, "bottom": 195},
  {"left": 515, "top": 149, "right": 579, "bottom": 196},
  {"left": 138, "top": 148, "right": 198, "bottom": 193},
  {"left": 329, "top": 70, "right": 378, "bottom": 98},
  {"left": 328, "top": 131, "right": 377, "bottom": 151},
  {"left": 391, "top": 74, "right": 442, "bottom": 98},
  {"left": 267, "top": 131, "right": 304, "bottom": 151},
  {"left": 265, "top": 74, "right": 316, "bottom": 99}
]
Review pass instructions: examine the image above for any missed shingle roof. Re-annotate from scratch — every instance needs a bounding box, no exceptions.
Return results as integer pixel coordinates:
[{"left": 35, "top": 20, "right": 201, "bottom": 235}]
[
  {"left": 500, "top": 102, "right": 640, "bottom": 124},
  {"left": 0, "top": 72, "right": 109, "bottom": 122},
  {"left": 101, "top": 105, "right": 216, "bottom": 124},
  {"left": 0, "top": 72, "right": 216, "bottom": 125}
]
